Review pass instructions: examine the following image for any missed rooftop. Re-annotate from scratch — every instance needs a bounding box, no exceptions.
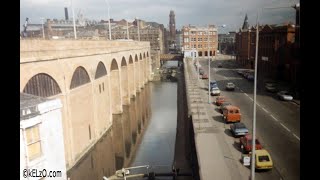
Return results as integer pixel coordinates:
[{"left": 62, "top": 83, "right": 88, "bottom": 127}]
[{"left": 20, "top": 93, "right": 49, "bottom": 120}]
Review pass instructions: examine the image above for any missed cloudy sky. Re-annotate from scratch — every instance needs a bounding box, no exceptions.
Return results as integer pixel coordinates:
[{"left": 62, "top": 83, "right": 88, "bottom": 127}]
[{"left": 20, "top": 0, "right": 299, "bottom": 32}]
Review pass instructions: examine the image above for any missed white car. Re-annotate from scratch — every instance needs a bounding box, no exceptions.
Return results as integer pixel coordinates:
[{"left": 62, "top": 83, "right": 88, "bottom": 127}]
[
  {"left": 210, "top": 87, "right": 221, "bottom": 96},
  {"left": 277, "top": 91, "right": 293, "bottom": 101},
  {"left": 226, "top": 82, "right": 235, "bottom": 90}
]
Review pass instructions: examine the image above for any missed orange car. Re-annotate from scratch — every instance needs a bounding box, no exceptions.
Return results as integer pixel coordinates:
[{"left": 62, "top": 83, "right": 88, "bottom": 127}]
[
  {"left": 222, "top": 105, "right": 241, "bottom": 123},
  {"left": 215, "top": 96, "right": 226, "bottom": 106}
]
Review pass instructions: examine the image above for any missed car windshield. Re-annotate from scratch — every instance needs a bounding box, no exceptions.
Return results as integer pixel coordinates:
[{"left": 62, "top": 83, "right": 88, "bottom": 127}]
[
  {"left": 236, "top": 123, "right": 245, "bottom": 128},
  {"left": 258, "top": 155, "right": 270, "bottom": 162}
]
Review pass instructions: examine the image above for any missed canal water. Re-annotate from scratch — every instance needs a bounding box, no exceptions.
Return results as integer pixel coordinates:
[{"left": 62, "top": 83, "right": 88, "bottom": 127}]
[{"left": 67, "top": 61, "right": 178, "bottom": 180}]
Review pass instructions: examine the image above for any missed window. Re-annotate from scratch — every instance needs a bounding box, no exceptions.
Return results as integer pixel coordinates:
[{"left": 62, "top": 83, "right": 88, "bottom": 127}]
[
  {"left": 198, "top": 38, "right": 202, "bottom": 41},
  {"left": 199, "top": 31, "right": 203, "bottom": 35},
  {"left": 102, "top": 83, "right": 105, "bottom": 91},
  {"left": 258, "top": 155, "right": 270, "bottom": 162},
  {"left": 184, "top": 38, "right": 189, "bottom": 42},
  {"left": 198, "top": 44, "right": 202, "bottom": 48},
  {"left": 193, "top": 44, "right": 196, "bottom": 48},
  {"left": 99, "top": 84, "right": 101, "bottom": 93},
  {"left": 184, "top": 31, "right": 189, "bottom": 35},
  {"left": 204, "top": 38, "right": 208, "bottom": 41},
  {"left": 26, "top": 125, "right": 42, "bottom": 161},
  {"left": 209, "top": 31, "right": 213, "bottom": 35}
]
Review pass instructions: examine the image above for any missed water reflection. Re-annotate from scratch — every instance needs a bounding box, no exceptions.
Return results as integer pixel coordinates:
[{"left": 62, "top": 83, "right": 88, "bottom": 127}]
[{"left": 67, "top": 84, "right": 151, "bottom": 180}]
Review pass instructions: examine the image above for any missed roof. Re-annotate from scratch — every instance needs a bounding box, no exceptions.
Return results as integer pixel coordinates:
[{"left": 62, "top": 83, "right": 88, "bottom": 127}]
[
  {"left": 224, "top": 105, "right": 240, "bottom": 110},
  {"left": 20, "top": 93, "right": 49, "bottom": 120}
]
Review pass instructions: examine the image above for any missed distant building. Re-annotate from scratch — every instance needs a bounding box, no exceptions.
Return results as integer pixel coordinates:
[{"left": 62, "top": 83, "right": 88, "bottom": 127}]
[
  {"left": 169, "top": 10, "right": 176, "bottom": 43},
  {"left": 175, "top": 30, "right": 183, "bottom": 52},
  {"left": 218, "top": 32, "right": 236, "bottom": 54},
  {"left": 182, "top": 24, "right": 218, "bottom": 57},
  {"left": 20, "top": 93, "right": 66, "bottom": 180}
]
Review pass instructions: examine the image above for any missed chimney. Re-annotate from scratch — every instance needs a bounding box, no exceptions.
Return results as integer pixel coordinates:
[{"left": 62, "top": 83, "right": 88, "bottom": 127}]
[{"left": 64, "top": 7, "right": 69, "bottom": 21}]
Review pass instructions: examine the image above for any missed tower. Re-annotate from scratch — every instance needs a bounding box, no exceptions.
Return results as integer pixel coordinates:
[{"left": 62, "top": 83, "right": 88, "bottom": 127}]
[
  {"left": 242, "top": 14, "right": 249, "bottom": 30},
  {"left": 64, "top": 7, "right": 69, "bottom": 21},
  {"left": 169, "top": 10, "right": 176, "bottom": 42}
]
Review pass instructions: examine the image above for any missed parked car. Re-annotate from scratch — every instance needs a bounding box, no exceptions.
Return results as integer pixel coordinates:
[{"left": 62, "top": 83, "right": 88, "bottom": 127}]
[
  {"left": 230, "top": 122, "right": 248, "bottom": 137},
  {"left": 211, "top": 87, "right": 221, "bottom": 96},
  {"left": 202, "top": 74, "right": 208, "bottom": 79},
  {"left": 220, "top": 102, "right": 232, "bottom": 113},
  {"left": 199, "top": 69, "right": 205, "bottom": 75},
  {"left": 226, "top": 82, "right": 235, "bottom": 91},
  {"left": 247, "top": 74, "right": 254, "bottom": 81},
  {"left": 265, "top": 83, "right": 278, "bottom": 93},
  {"left": 210, "top": 80, "right": 217, "bottom": 89},
  {"left": 223, "top": 105, "right": 241, "bottom": 123},
  {"left": 240, "top": 134, "right": 263, "bottom": 153},
  {"left": 277, "top": 91, "right": 293, "bottom": 101},
  {"left": 215, "top": 96, "right": 226, "bottom": 106},
  {"left": 254, "top": 149, "right": 273, "bottom": 170}
]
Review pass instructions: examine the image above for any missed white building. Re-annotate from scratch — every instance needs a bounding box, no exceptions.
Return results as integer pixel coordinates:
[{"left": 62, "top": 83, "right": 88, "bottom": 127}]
[
  {"left": 20, "top": 93, "right": 66, "bottom": 180},
  {"left": 183, "top": 49, "right": 198, "bottom": 59}
]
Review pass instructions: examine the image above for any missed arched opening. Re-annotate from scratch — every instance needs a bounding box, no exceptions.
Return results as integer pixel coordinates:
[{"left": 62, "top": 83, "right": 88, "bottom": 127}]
[
  {"left": 23, "top": 73, "right": 61, "bottom": 97},
  {"left": 110, "top": 59, "right": 122, "bottom": 114},
  {"left": 128, "top": 55, "right": 135, "bottom": 98},
  {"left": 134, "top": 54, "right": 140, "bottom": 91},
  {"left": 95, "top": 61, "right": 107, "bottom": 79},
  {"left": 121, "top": 57, "right": 130, "bottom": 105},
  {"left": 70, "top": 66, "right": 91, "bottom": 89}
]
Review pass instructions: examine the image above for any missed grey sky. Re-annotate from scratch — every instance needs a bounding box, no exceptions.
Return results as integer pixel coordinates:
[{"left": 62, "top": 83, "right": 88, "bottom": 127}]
[{"left": 20, "top": 0, "right": 299, "bottom": 33}]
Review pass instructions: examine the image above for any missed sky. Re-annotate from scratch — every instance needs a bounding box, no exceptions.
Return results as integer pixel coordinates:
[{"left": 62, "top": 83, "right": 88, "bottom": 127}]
[{"left": 20, "top": 0, "right": 299, "bottom": 33}]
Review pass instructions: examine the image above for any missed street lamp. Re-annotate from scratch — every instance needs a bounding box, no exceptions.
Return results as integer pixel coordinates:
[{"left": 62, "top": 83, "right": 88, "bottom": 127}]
[
  {"left": 207, "top": 24, "right": 211, "bottom": 104},
  {"left": 104, "top": 0, "right": 112, "bottom": 40},
  {"left": 250, "top": 5, "right": 297, "bottom": 180},
  {"left": 70, "top": 0, "right": 77, "bottom": 39}
]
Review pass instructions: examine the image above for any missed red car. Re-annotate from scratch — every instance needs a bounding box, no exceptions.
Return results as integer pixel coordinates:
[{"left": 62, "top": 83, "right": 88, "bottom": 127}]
[
  {"left": 215, "top": 96, "right": 226, "bottom": 106},
  {"left": 202, "top": 74, "right": 208, "bottom": 79},
  {"left": 240, "top": 134, "right": 263, "bottom": 153}
]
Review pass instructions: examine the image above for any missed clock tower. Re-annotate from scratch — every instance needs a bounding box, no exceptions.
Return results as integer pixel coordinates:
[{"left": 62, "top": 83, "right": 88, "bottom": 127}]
[{"left": 169, "top": 10, "right": 176, "bottom": 43}]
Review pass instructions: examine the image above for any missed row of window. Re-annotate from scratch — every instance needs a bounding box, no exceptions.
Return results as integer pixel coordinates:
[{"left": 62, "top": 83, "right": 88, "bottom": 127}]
[
  {"left": 184, "top": 31, "right": 216, "bottom": 35},
  {"left": 184, "top": 38, "right": 216, "bottom": 42},
  {"left": 184, "top": 44, "right": 215, "bottom": 49}
]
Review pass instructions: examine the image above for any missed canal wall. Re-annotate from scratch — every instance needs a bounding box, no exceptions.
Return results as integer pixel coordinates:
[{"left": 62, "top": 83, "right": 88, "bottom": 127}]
[{"left": 183, "top": 57, "right": 232, "bottom": 180}]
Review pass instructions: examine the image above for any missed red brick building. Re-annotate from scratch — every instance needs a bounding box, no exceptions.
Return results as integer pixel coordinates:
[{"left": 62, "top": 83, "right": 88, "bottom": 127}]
[{"left": 236, "top": 13, "right": 300, "bottom": 94}]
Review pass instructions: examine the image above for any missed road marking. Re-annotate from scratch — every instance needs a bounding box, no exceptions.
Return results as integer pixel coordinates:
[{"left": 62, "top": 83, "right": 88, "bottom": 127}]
[
  {"left": 256, "top": 103, "right": 260, "bottom": 107},
  {"left": 270, "top": 115, "right": 278, "bottom": 121},
  {"left": 240, "top": 89, "right": 244, "bottom": 92},
  {"left": 244, "top": 93, "right": 249, "bottom": 97},
  {"left": 262, "top": 107, "right": 269, "bottom": 113},
  {"left": 293, "top": 134, "right": 300, "bottom": 141},
  {"left": 249, "top": 97, "right": 253, "bottom": 101},
  {"left": 224, "top": 76, "right": 228, "bottom": 80},
  {"left": 280, "top": 123, "right": 291, "bottom": 132}
]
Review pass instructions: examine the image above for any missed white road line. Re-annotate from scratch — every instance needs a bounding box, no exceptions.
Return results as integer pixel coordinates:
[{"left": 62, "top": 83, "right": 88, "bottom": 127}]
[
  {"left": 270, "top": 115, "right": 278, "bottom": 121},
  {"left": 262, "top": 107, "right": 269, "bottom": 113},
  {"left": 224, "top": 77, "right": 228, "bottom": 80},
  {"left": 240, "top": 89, "right": 244, "bottom": 92},
  {"left": 293, "top": 134, "right": 300, "bottom": 141},
  {"left": 244, "top": 93, "right": 249, "bottom": 97},
  {"left": 280, "top": 123, "right": 291, "bottom": 132},
  {"left": 249, "top": 97, "right": 253, "bottom": 101},
  {"left": 256, "top": 103, "right": 260, "bottom": 107}
]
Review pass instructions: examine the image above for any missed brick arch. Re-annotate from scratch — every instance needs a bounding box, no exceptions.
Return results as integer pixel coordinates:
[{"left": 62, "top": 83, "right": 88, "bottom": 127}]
[
  {"left": 121, "top": 57, "right": 127, "bottom": 67},
  {"left": 111, "top": 58, "right": 119, "bottom": 71},
  {"left": 129, "top": 55, "right": 133, "bottom": 64},
  {"left": 23, "top": 73, "right": 62, "bottom": 98},
  {"left": 70, "top": 66, "right": 91, "bottom": 89},
  {"left": 95, "top": 61, "right": 107, "bottom": 79},
  {"left": 135, "top": 54, "right": 138, "bottom": 62}
]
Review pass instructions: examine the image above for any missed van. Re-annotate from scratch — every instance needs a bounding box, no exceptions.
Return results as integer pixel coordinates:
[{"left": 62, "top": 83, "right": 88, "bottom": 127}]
[{"left": 222, "top": 105, "right": 241, "bottom": 123}]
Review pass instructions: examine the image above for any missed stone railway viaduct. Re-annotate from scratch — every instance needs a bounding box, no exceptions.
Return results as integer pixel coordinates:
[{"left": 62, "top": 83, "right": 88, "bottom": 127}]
[{"left": 20, "top": 40, "right": 152, "bottom": 170}]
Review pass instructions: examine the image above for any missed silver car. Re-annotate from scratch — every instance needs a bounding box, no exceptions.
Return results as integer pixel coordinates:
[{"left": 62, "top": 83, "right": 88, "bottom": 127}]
[
  {"left": 226, "top": 82, "right": 235, "bottom": 91},
  {"left": 210, "top": 87, "right": 221, "bottom": 96},
  {"left": 277, "top": 91, "right": 293, "bottom": 101},
  {"left": 230, "top": 122, "right": 249, "bottom": 137}
]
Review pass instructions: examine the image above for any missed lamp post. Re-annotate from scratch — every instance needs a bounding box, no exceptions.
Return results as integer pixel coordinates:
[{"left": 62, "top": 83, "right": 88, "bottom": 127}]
[
  {"left": 40, "top": 17, "right": 45, "bottom": 39},
  {"left": 250, "top": 5, "right": 297, "bottom": 180},
  {"left": 207, "top": 24, "right": 211, "bottom": 104},
  {"left": 71, "top": 0, "right": 77, "bottom": 39}
]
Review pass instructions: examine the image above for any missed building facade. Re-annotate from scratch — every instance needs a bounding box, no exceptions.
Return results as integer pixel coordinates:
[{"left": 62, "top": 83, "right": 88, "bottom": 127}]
[
  {"left": 20, "top": 93, "right": 67, "bottom": 180},
  {"left": 182, "top": 25, "right": 218, "bottom": 57},
  {"left": 169, "top": 10, "right": 176, "bottom": 43},
  {"left": 218, "top": 32, "right": 236, "bottom": 55}
]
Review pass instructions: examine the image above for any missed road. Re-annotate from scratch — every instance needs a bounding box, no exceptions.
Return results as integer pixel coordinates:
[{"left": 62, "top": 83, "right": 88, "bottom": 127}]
[{"left": 198, "top": 55, "right": 300, "bottom": 180}]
